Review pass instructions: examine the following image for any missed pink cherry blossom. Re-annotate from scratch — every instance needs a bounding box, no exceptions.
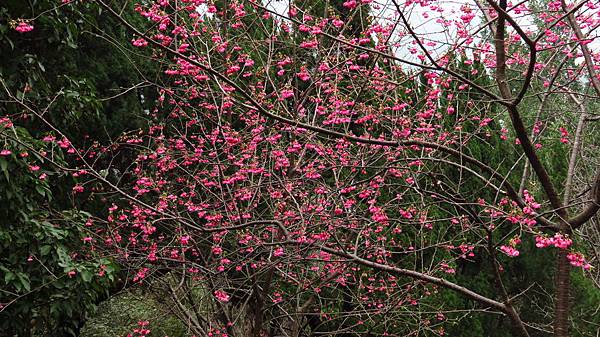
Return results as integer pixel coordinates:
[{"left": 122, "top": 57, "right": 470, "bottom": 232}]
[
  {"left": 500, "top": 245, "right": 520, "bottom": 257},
  {"left": 567, "top": 252, "right": 591, "bottom": 270},
  {"left": 132, "top": 38, "right": 148, "bottom": 47},
  {"left": 273, "top": 247, "right": 284, "bottom": 256},
  {"left": 214, "top": 289, "right": 230, "bottom": 302},
  {"left": 280, "top": 89, "right": 294, "bottom": 99},
  {"left": 15, "top": 22, "right": 34, "bottom": 33}
]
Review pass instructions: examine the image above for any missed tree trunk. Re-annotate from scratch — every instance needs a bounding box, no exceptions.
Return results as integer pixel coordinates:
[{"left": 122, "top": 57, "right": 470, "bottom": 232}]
[{"left": 554, "top": 248, "right": 571, "bottom": 337}]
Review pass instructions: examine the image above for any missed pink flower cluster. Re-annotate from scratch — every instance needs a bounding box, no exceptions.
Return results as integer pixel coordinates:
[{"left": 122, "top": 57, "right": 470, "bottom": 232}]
[
  {"left": 214, "top": 289, "right": 230, "bottom": 302},
  {"left": 280, "top": 89, "right": 294, "bottom": 100},
  {"left": 440, "top": 263, "right": 455, "bottom": 274},
  {"left": 559, "top": 127, "right": 569, "bottom": 144},
  {"left": 273, "top": 247, "right": 284, "bottom": 257},
  {"left": 127, "top": 320, "right": 151, "bottom": 337},
  {"left": 15, "top": 22, "right": 34, "bottom": 33},
  {"left": 179, "top": 235, "right": 190, "bottom": 245},
  {"left": 522, "top": 190, "right": 541, "bottom": 216},
  {"left": 500, "top": 236, "right": 521, "bottom": 257},
  {"left": 535, "top": 233, "right": 572, "bottom": 249},
  {"left": 133, "top": 267, "right": 149, "bottom": 282},
  {"left": 567, "top": 252, "right": 591, "bottom": 270},
  {"left": 132, "top": 38, "right": 148, "bottom": 47},
  {"left": 500, "top": 245, "right": 520, "bottom": 257}
]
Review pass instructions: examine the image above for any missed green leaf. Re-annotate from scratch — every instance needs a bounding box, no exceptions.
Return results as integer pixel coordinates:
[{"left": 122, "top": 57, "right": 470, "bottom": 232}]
[
  {"left": 80, "top": 270, "right": 93, "bottom": 283},
  {"left": 0, "top": 157, "right": 9, "bottom": 182},
  {"left": 4, "top": 271, "right": 15, "bottom": 284},
  {"left": 17, "top": 273, "right": 31, "bottom": 292},
  {"left": 40, "top": 245, "right": 52, "bottom": 256},
  {"left": 35, "top": 184, "right": 46, "bottom": 197}
]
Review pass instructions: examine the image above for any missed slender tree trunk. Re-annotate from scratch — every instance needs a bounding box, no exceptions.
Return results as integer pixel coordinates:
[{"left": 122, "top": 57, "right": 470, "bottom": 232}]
[{"left": 554, "top": 248, "right": 571, "bottom": 337}]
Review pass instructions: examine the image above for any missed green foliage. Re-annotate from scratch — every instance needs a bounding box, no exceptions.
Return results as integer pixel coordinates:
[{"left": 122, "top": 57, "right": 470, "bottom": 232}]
[
  {"left": 0, "top": 126, "right": 118, "bottom": 336},
  {"left": 0, "top": 0, "right": 153, "bottom": 144},
  {"left": 80, "top": 290, "right": 186, "bottom": 337},
  {"left": 0, "top": 1, "right": 154, "bottom": 335},
  {"left": 571, "top": 272, "right": 600, "bottom": 336}
]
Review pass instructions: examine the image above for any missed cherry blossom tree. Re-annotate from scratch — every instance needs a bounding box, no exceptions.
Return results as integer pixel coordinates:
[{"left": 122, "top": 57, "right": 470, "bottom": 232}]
[{"left": 3, "top": 0, "right": 600, "bottom": 336}]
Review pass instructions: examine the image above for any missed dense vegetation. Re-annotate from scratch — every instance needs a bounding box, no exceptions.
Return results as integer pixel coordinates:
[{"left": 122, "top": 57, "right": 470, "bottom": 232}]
[{"left": 1, "top": 0, "right": 599, "bottom": 336}]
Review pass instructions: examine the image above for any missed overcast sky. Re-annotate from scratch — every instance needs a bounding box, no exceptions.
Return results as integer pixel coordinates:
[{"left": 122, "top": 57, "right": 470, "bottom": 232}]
[{"left": 195, "top": 0, "right": 598, "bottom": 67}]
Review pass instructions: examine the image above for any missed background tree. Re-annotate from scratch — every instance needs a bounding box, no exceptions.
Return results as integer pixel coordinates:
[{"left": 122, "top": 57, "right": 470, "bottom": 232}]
[{"left": 0, "top": 0, "right": 155, "bottom": 335}]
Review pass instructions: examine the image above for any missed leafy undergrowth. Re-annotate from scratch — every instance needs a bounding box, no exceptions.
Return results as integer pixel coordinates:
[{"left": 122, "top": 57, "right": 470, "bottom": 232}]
[{"left": 81, "top": 289, "right": 186, "bottom": 337}]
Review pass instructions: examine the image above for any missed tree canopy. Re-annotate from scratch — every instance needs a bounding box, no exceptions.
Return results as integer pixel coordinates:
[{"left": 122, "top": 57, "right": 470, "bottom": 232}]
[{"left": 1, "top": 0, "right": 600, "bottom": 336}]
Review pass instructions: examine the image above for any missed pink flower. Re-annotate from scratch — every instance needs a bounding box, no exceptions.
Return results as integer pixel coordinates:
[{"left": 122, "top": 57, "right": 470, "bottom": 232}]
[
  {"left": 567, "top": 252, "right": 591, "bottom": 270},
  {"left": 15, "top": 22, "right": 34, "bottom": 33},
  {"left": 180, "top": 235, "right": 190, "bottom": 245},
  {"left": 273, "top": 247, "right": 284, "bottom": 257},
  {"left": 133, "top": 267, "right": 149, "bottom": 282},
  {"left": 0, "top": 149, "right": 11, "bottom": 156},
  {"left": 272, "top": 292, "right": 283, "bottom": 303},
  {"left": 57, "top": 138, "right": 71, "bottom": 148},
  {"left": 214, "top": 289, "right": 230, "bottom": 302},
  {"left": 73, "top": 184, "right": 84, "bottom": 193},
  {"left": 440, "top": 263, "right": 455, "bottom": 274},
  {"left": 132, "top": 38, "right": 148, "bottom": 47},
  {"left": 500, "top": 245, "right": 520, "bottom": 257},
  {"left": 178, "top": 43, "right": 189, "bottom": 53},
  {"left": 299, "top": 40, "right": 318, "bottom": 49},
  {"left": 226, "top": 65, "right": 241, "bottom": 74},
  {"left": 296, "top": 69, "right": 310, "bottom": 81},
  {"left": 280, "top": 89, "right": 294, "bottom": 99},
  {"left": 552, "top": 234, "right": 572, "bottom": 249},
  {"left": 0, "top": 118, "right": 13, "bottom": 128},
  {"left": 535, "top": 235, "right": 552, "bottom": 248},
  {"left": 343, "top": 0, "right": 358, "bottom": 9},
  {"left": 332, "top": 19, "right": 344, "bottom": 28},
  {"left": 535, "top": 233, "right": 572, "bottom": 249},
  {"left": 559, "top": 127, "right": 569, "bottom": 143}
]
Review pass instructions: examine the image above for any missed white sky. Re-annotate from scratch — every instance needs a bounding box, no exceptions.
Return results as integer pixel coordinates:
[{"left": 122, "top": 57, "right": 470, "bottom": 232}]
[{"left": 195, "top": 0, "right": 599, "bottom": 69}]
